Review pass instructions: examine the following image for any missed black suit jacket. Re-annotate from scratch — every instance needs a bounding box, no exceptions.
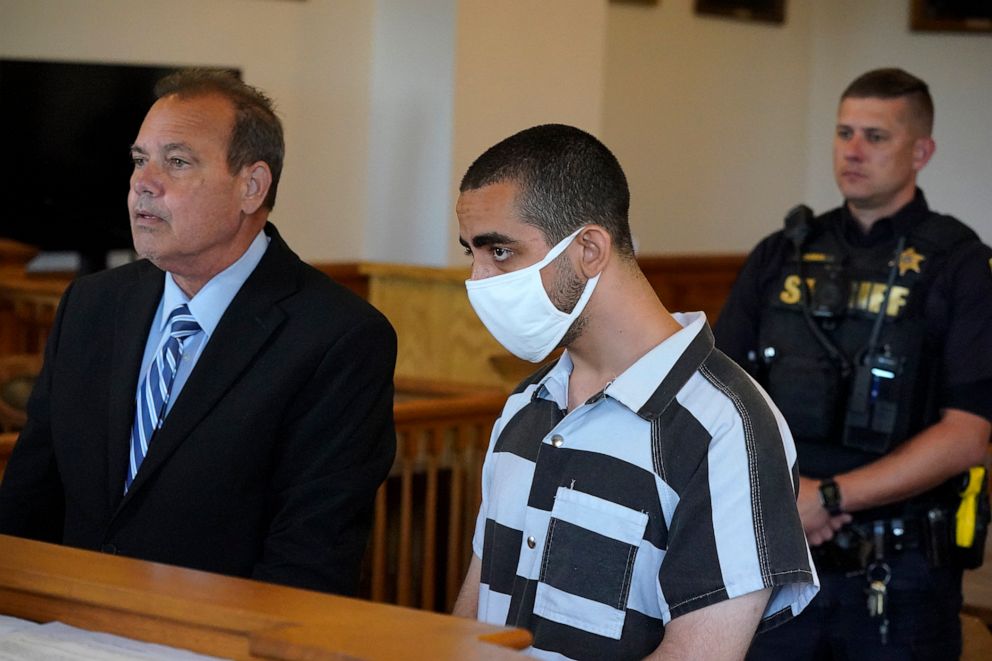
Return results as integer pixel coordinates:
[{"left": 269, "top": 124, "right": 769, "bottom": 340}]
[{"left": 0, "top": 224, "right": 397, "bottom": 595}]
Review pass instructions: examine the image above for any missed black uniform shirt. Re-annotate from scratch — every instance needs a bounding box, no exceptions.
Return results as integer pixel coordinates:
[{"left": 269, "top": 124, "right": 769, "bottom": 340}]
[{"left": 715, "top": 189, "right": 992, "bottom": 451}]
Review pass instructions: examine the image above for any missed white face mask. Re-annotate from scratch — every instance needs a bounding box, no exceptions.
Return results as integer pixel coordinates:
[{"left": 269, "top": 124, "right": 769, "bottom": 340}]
[{"left": 465, "top": 227, "right": 601, "bottom": 363}]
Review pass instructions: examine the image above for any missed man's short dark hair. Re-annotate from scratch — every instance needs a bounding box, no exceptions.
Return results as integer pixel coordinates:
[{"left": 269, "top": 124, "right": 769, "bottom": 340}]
[
  {"left": 155, "top": 69, "right": 285, "bottom": 210},
  {"left": 841, "top": 68, "right": 934, "bottom": 136},
  {"left": 460, "top": 124, "right": 634, "bottom": 258}
]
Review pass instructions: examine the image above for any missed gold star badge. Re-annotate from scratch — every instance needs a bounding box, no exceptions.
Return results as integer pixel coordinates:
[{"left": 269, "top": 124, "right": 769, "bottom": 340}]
[{"left": 898, "top": 246, "right": 925, "bottom": 276}]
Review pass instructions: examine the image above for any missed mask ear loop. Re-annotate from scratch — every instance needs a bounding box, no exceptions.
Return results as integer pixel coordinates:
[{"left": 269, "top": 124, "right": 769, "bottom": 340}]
[
  {"left": 544, "top": 226, "right": 607, "bottom": 291},
  {"left": 551, "top": 226, "right": 603, "bottom": 325},
  {"left": 539, "top": 226, "right": 587, "bottom": 270}
]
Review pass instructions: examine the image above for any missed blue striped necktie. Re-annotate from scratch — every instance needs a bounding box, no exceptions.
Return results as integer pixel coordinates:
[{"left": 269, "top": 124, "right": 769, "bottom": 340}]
[{"left": 126, "top": 304, "right": 201, "bottom": 492}]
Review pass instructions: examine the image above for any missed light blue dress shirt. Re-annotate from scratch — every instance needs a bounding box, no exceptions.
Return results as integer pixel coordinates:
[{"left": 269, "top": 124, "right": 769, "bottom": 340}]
[{"left": 134, "top": 229, "right": 270, "bottom": 417}]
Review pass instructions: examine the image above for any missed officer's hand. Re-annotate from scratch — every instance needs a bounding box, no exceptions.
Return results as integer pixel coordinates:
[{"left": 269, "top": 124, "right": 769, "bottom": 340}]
[
  {"left": 797, "top": 475, "right": 852, "bottom": 546},
  {"left": 806, "top": 513, "right": 852, "bottom": 546}
]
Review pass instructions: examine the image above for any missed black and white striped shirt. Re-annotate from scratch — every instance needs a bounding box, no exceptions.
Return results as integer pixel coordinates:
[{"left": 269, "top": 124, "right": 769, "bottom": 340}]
[{"left": 472, "top": 312, "right": 818, "bottom": 660}]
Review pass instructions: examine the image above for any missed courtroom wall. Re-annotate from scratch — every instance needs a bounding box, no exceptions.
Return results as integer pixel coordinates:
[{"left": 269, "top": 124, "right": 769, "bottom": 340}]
[
  {"left": 2, "top": 0, "right": 990, "bottom": 265},
  {"left": 804, "top": 1, "right": 992, "bottom": 244},
  {"left": 604, "top": 1, "right": 992, "bottom": 254},
  {"left": 0, "top": 0, "right": 376, "bottom": 264},
  {"left": 603, "top": 1, "right": 813, "bottom": 256}
]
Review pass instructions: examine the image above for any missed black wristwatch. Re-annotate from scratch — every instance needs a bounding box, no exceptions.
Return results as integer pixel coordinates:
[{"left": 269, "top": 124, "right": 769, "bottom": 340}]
[{"left": 818, "top": 478, "right": 843, "bottom": 516}]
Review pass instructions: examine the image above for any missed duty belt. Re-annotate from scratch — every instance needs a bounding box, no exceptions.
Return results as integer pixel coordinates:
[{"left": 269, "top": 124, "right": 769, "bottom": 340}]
[{"left": 813, "top": 515, "right": 928, "bottom": 572}]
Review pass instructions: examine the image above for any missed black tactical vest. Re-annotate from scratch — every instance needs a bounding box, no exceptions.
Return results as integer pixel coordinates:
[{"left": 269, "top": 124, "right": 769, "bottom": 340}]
[{"left": 756, "top": 210, "right": 978, "bottom": 476}]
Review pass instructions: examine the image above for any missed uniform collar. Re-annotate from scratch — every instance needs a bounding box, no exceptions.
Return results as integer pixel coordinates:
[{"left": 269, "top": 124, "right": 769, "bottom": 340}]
[{"left": 840, "top": 188, "right": 931, "bottom": 247}]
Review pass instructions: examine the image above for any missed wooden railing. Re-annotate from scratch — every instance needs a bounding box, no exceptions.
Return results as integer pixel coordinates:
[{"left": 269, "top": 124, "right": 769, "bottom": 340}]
[
  {"left": 0, "top": 275, "right": 67, "bottom": 356},
  {"left": 0, "top": 377, "right": 507, "bottom": 616},
  {"left": 371, "top": 379, "right": 506, "bottom": 612}
]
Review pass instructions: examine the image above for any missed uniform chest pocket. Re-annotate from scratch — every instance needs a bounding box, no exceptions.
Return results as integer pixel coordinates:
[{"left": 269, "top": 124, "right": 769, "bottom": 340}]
[{"left": 534, "top": 487, "right": 649, "bottom": 639}]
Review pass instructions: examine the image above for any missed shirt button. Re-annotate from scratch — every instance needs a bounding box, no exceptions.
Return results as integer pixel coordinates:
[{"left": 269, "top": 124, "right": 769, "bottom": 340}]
[
  {"left": 551, "top": 434, "right": 564, "bottom": 448},
  {"left": 527, "top": 536, "right": 536, "bottom": 549}
]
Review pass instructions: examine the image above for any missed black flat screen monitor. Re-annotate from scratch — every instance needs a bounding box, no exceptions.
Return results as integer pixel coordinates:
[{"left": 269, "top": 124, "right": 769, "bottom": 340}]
[{"left": 0, "top": 59, "right": 238, "bottom": 273}]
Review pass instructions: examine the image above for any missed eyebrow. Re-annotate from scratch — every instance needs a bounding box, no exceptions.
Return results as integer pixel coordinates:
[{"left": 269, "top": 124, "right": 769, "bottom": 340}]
[
  {"left": 836, "top": 123, "right": 888, "bottom": 133},
  {"left": 129, "top": 142, "right": 196, "bottom": 154},
  {"left": 465, "top": 232, "right": 518, "bottom": 249}
]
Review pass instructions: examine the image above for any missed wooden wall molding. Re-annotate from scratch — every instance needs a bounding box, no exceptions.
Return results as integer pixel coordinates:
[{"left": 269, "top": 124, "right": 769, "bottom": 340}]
[
  {"left": 0, "top": 253, "right": 747, "bottom": 384},
  {"left": 347, "top": 254, "right": 746, "bottom": 388}
]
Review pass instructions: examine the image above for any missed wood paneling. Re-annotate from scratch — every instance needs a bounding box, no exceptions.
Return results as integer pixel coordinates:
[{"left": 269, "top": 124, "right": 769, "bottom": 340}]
[
  {"left": 0, "top": 254, "right": 745, "bottom": 377},
  {"left": 359, "top": 255, "right": 746, "bottom": 388},
  {"left": 637, "top": 253, "right": 746, "bottom": 324},
  {"left": 362, "top": 263, "right": 511, "bottom": 389},
  {"left": 312, "top": 261, "right": 369, "bottom": 299}
]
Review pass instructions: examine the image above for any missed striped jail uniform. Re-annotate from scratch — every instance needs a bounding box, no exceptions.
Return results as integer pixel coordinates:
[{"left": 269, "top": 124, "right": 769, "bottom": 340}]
[{"left": 472, "top": 312, "right": 819, "bottom": 660}]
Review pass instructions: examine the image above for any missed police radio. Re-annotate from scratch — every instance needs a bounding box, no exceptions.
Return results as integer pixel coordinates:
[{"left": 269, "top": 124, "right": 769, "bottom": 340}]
[
  {"left": 777, "top": 205, "right": 911, "bottom": 453},
  {"left": 842, "top": 236, "right": 908, "bottom": 454}
]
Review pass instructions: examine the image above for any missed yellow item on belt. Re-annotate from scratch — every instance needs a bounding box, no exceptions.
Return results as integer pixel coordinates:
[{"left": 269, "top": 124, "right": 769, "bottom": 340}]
[{"left": 956, "top": 466, "right": 986, "bottom": 548}]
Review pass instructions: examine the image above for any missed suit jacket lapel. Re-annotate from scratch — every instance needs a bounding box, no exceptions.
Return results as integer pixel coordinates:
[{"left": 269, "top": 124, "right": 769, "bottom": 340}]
[
  {"left": 107, "top": 263, "right": 165, "bottom": 509},
  {"left": 118, "top": 226, "right": 299, "bottom": 505}
]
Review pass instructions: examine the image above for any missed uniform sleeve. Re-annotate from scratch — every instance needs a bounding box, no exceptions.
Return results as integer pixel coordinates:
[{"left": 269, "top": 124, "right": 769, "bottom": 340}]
[
  {"left": 250, "top": 313, "right": 398, "bottom": 596},
  {"left": 933, "top": 239, "right": 992, "bottom": 422}
]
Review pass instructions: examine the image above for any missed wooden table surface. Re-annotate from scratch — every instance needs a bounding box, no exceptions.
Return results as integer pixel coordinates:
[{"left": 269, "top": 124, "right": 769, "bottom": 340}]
[{"left": 0, "top": 534, "right": 529, "bottom": 660}]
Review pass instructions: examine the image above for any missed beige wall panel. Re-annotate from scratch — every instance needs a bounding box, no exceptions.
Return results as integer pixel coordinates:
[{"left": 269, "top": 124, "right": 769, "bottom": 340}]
[{"left": 364, "top": 264, "right": 513, "bottom": 388}]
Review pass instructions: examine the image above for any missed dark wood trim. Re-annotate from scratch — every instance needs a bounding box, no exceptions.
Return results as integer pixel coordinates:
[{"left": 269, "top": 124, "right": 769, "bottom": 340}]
[
  {"left": 309, "top": 254, "right": 746, "bottom": 322},
  {"left": 637, "top": 253, "right": 747, "bottom": 323},
  {"left": 311, "top": 262, "right": 369, "bottom": 299}
]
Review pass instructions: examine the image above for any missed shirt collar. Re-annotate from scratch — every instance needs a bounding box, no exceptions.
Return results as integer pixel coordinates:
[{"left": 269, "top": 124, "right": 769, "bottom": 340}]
[
  {"left": 532, "top": 311, "right": 712, "bottom": 420},
  {"left": 840, "top": 187, "right": 931, "bottom": 246},
  {"left": 159, "top": 229, "right": 270, "bottom": 338}
]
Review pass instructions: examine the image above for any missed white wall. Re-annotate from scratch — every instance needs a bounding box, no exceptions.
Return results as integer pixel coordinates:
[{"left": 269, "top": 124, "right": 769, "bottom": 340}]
[
  {"left": 0, "top": 0, "right": 376, "bottom": 263},
  {"left": 603, "top": 0, "right": 814, "bottom": 255},
  {"left": 450, "top": 0, "right": 608, "bottom": 262},
  {"left": 805, "top": 1, "right": 992, "bottom": 241},
  {"left": 3, "top": 0, "right": 990, "bottom": 263},
  {"left": 366, "top": 0, "right": 456, "bottom": 265},
  {"left": 603, "top": 0, "right": 992, "bottom": 254}
]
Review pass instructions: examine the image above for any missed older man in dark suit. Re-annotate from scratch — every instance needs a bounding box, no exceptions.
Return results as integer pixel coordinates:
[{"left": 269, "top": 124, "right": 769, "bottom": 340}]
[{"left": 0, "top": 70, "right": 397, "bottom": 596}]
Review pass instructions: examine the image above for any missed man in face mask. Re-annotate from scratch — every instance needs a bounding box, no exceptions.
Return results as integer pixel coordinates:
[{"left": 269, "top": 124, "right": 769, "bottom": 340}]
[{"left": 451, "top": 124, "right": 819, "bottom": 660}]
